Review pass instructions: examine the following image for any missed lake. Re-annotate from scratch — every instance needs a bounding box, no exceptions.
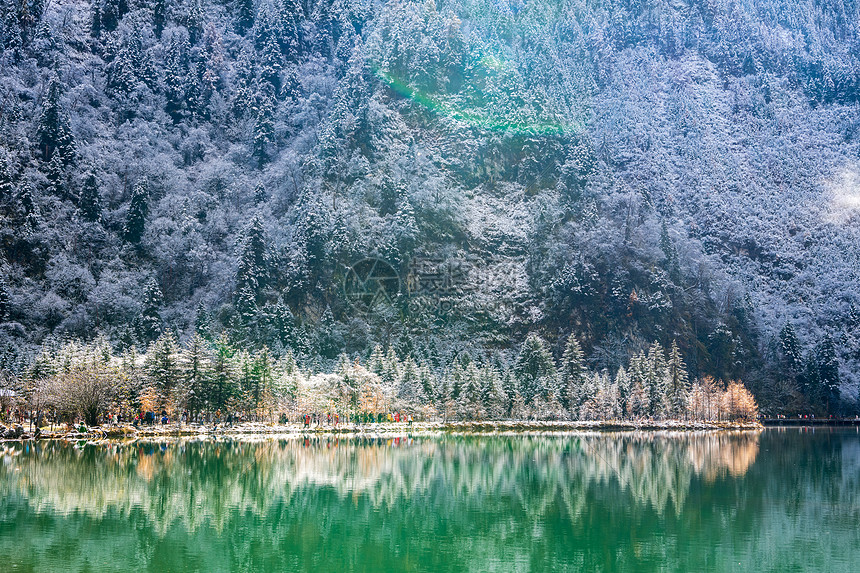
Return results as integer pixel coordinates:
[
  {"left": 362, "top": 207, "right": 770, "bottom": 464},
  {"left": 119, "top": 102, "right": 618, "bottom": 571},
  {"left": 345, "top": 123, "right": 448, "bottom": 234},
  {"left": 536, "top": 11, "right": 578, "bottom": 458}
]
[{"left": 1, "top": 428, "right": 858, "bottom": 572}]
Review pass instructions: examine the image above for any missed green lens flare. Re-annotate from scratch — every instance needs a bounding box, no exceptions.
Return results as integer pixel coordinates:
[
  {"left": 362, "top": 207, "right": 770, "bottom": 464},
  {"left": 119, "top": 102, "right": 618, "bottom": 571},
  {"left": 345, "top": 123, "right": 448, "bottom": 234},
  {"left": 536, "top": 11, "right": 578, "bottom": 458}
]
[{"left": 373, "top": 66, "right": 570, "bottom": 135}]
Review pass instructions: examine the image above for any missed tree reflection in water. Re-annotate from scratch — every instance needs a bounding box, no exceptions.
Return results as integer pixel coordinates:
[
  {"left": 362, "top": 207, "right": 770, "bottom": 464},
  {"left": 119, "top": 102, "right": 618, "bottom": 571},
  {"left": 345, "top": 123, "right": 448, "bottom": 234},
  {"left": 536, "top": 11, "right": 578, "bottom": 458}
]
[{"left": 1, "top": 429, "right": 858, "bottom": 572}]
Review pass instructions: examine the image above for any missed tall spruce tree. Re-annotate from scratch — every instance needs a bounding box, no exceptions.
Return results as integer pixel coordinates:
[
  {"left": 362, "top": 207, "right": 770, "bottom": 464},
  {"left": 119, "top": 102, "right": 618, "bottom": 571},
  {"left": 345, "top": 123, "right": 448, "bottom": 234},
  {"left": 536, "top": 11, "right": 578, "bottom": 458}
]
[
  {"left": 78, "top": 170, "right": 102, "bottom": 222},
  {"left": 236, "top": 215, "right": 269, "bottom": 297},
  {"left": 0, "top": 276, "right": 10, "bottom": 321},
  {"left": 645, "top": 343, "right": 670, "bottom": 418},
  {"left": 513, "top": 333, "right": 557, "bottom": 405},
  {"left": 36, "top": 76, "right": 75, "bottom": 164},
  {"left": 145, "top": 331, "right": 181, "bottom": 410},
  {"left": 815, "top": 336, "right": 841, "bottom": 414},
  {"left": 18, "top": 182, "right": 39, "bottom": 232},
  {"left": 180, "top": 333, "right": 211, "bottom": 419},
  {"left": 209, "top": 335, "right": 238, "bottom": 413},
  {"left": 397, "top": 357, "right": 424, "bottom": 408},
  {"left": 0, "top": 154, "right": 13, "bottom": 205},
  {"left": 138, "top": 278, "right": 163, "bottom": 342},
  {"left": 559, "top": 333, "right": 587, "bottom": 415},
  {"left": 252, "top": 94, "right": 276, "bottom": 167},
  {"left": 667, "top": 341, "right": 689, "bottom": 418},
  {"left": 124, "top": 178, "right": 149, "bottom": 244},
  {"left": 778, "top": 322, "right": 803, "bottom": 379}
]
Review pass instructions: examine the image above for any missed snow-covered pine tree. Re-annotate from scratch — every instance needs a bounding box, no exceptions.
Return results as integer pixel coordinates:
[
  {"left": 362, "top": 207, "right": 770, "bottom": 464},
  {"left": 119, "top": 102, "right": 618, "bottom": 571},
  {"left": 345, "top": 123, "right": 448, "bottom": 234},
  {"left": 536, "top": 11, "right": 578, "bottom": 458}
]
[
  {"left": 0, "top": 154, "right": 14, "bottom": 205},
  {"left": 626, "top": 379, "right": 649, "bottom": 419},
  {"left": 180, "top": 333, "right": 212, "bottom": 419},
  {"left": 252, "top": 92, "right": 276, "bottom": 167},
  {"left": 253, "top": 182, "right": 268, "bottom": 205},
  {"left": 207, "top": 335, "right": 238, "bottom": 413},
  {"left": 614, "top": 365, "right": 631, "bottom": 417},
  {"left": 667, "top": 340, "right": 689, "bottom": 418},
  {"left": 236, "top": 215, "right": 269, "bottom": 297},
  {"left": 645, "top": 342, "right": 669, "bottom": 419},
  {"left": 815, "top": 336, "right": 841, "bottom": 414},
  {"left": 482, "top": 364, "right": 507, "bottom": 420},
  {"left": 17, "top": 182, "right": 39, "bottom": 232},
  {"left": 45, "top": 152, "right": 66, "bottom": 200},
  {"left": 418, "top": 362, "right": 436, "bottom": 403},
  {"left": 138, "top": 278, "right": 163, "bottom": 342},
  {"left": 778, "top": 322, "right": 803, "bottom": 379},
  {"left": 397, "top": 356, "right": 424, "bottom": 410},
  {"left": 0, "top": 275, "right": 9, "bottom": 321},
  {"left": 559, "top": 333, "right": 587, "bottom": 416},
  {"left": 369, "top": 344, "right": 384, "bottom": 375},
  {"left": 513, "top": 333, "right": 557, "bottom": 406},
  {"left": 145, "top": 331, "right": 181, "bottom": 411},
  {"left": 78, "top": 170, "right": 102, "bottom": 222},
  {"left": 36, "top": 75, "right": 75, "bottom": 164},
  {"left": 381, "top": 345, "right": 400, "bottom": 389},
  {"left": 124, "top": 178, "right": 149, "bottom": 244}
]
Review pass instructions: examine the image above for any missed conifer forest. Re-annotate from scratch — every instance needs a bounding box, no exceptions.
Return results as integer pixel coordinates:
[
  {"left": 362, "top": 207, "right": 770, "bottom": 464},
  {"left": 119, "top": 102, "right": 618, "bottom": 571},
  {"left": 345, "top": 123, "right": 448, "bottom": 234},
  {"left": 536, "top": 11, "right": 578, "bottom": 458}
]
[{"left": 2, "top": 0, "right": 859, "bottom": 421}]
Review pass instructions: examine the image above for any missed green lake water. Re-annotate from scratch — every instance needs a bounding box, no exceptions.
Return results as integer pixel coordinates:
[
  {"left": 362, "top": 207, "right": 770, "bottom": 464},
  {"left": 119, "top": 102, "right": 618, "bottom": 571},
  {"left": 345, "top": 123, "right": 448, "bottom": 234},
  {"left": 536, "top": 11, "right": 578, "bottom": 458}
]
[{"left": 1, "top": 428, "right": 858, "bottom": 572}]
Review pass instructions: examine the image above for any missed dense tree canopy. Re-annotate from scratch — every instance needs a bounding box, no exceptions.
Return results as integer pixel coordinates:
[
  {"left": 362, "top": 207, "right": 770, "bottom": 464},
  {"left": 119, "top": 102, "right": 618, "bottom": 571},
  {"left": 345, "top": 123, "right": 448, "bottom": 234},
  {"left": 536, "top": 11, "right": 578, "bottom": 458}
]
[{"left": 0, "top": 0, "right": 858, "bottom": 414}]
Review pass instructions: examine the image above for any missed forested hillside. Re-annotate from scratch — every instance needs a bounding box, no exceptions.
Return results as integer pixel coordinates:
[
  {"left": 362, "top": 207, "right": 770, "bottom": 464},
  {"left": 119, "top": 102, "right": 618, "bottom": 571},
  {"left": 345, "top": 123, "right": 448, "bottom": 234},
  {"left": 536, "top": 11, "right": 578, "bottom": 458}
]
[{"left": 1, "top": 0, "right": 858, "bottom": 413}]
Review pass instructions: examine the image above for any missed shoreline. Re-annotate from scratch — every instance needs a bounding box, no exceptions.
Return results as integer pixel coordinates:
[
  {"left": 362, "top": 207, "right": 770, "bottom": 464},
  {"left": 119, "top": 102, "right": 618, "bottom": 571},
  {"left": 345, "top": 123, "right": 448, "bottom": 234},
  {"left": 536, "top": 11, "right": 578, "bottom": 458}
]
[{"left": 1, "top": 419, "right": 764, "bottom": 442}]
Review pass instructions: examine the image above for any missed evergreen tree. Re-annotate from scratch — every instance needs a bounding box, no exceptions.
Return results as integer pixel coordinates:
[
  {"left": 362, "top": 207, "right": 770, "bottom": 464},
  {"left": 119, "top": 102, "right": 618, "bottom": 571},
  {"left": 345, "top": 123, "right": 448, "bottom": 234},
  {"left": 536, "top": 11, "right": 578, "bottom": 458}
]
[
  {"left": 235, "top": 285, "right": 259, "bottom": 328},
  {"left": 236, "top": 215, "right": 269, "bottom": 296},
  {"left": 78, "top": 170, "right": 102, "bottom": 222},
  {"left": 138, "top": 278, "right": 163, "bottom": 342},
  {"left": 459, "top": 363, "right": 484, "bottom": 420},
  {"left": 234, "top": 0, "right": 256, "bottom": 35},
  {"left": 317, "top": 305, "right": 340, "bottom": 358},
  {"left": 209, "top": 335, "right": 238, "bottom": 413},
  {"left": 263, "top": 297, "right": 295, "bottom": 348},
  {"left": 250, "top": 347, "right": 274, "bottom": 416},
  {"left": 253, "top": 182, "right": 268, "bottom": 205},
  {"left": 0, "top": 276, "right": 10, "bottom": 321},
  {"left": 258, "top": 34, "right": 283, "bottom": 93},
  {"left": 778, "top": 322, "right": 803, "bottom": 378},
  {"left": 252, "top": 94, "right": 276, "bottom": 167},
  {"left": 369, "top": 344, "right": 384, "bottom": 375},
  {"left": 381, "top": 346, "right": 400, "bottom": 389},
  {"left": 418, "top": 363, "right": 436, "bottom": 403},
  {"left": 626, "top": 379, "right": 649, "bottom": 419},
  {"left": 559, "top": 333, "right": 587, "bottom": 415},
  {"left": 645, "top": 342, "right": 669, "bottom": 419},
  {"left": 97, "top": 0, "right": 129, "bottom": 33},
  {"left": 666, "top": 341, "right": 689, "bottom": 418},
  {"left": 660, "top": 220, "right": 681, "bottom": 283},
  {"left": 150, "top": 0, "right": 167, "bottom": 37},
  {"left": 124, "top": 178, "right": 149, "bottom": 244},
  {"left": 36, "top": 76, "right": 75, "bottom": 164},
  {"left": 18, "top": 182, "right": 39, "bottom": 232},
  {"left": 0, "top": 154, "right": 14, "bottom": 205},
  {"left": 162, "top": 30, "right": 191, "bottom": 122},
  {"left": 397, "top": 357, "right": 424, "bottom": 407},
  {"left": 482, "top": 365, "right": 507, "bottom": 420},
  {"left": 614, "top": 365, "right": 631, "bottom": 416},
  {"left": 815, "top": 336, "right": 841, "bottom": 414},
  {"left": 180, "top": 333, "right": 211, "bottom": 419},
  {"left": 627, "top": 352, "right": 650, "bottom": 418},
  {"left": 145, "top": 331, "right": 181, "bottom": 410},
  {"left": 194, "top": 301, "right": 211, "bottom": 338},
  {"left": 45, "top": 152, "right": 66, "bottom": 199},
  {"left": 513, "top": 333, "right": 557, "bottom": 405}
]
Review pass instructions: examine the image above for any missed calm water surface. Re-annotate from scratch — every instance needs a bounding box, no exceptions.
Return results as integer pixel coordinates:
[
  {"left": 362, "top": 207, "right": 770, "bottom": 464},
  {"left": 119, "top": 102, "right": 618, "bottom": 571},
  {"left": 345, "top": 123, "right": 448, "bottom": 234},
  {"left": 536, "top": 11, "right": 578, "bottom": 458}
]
[{"left": 1, "top": 428, "right": 858, "bottom": 572}]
